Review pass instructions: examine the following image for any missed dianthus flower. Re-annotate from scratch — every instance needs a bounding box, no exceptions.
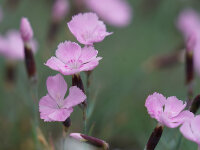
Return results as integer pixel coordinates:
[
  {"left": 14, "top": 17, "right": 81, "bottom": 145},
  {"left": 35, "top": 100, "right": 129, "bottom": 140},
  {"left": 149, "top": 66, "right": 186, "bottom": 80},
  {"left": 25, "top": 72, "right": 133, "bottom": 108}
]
[
  {"left": 45, "top": 41, "right": 102, "bottom": 75},
  {"left": 39, "top": 74, "right": 86, "bottom": 122},
  {"left": 145, "top": 92, "right": 193, "bottom": 128},
  {"left": 67, "top": 12, "right": 112, "bottom": 45}
]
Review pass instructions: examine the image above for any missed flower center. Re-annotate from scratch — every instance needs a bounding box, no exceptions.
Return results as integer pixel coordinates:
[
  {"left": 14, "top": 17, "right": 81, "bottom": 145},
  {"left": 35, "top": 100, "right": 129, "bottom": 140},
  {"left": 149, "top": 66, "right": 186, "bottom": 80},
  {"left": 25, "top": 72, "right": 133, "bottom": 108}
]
[{"left": 65, "top": 59, "right": 83, "bottom": 70}]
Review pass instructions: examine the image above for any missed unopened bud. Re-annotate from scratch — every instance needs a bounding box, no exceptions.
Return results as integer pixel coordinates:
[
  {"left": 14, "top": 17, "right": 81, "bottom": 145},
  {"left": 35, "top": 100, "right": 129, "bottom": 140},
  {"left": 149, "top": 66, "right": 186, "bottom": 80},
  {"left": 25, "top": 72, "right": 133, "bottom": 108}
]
[
  {"left": 20, "top": 17, "right": 33, "bottom": 42},
  {"left": 190, "top": 95, "right": 200, "bottom": 114},
  {"left": 63, "top": 117, "right": 71, "bottom": 132},
  {"left": 24, "top": 43, "right": 37, "bottom": 82},
  {"left": 72, "top": 74, "right": 87, "bottom": 109},
  {"left": 146, "top": 124, "right": 164, "bottom": 150},
  {"left": 185, "top": 50, "right": 194, "bottom": 85},
  {"left": 70, "top": 133, "right": 109, "bottom": 150}
]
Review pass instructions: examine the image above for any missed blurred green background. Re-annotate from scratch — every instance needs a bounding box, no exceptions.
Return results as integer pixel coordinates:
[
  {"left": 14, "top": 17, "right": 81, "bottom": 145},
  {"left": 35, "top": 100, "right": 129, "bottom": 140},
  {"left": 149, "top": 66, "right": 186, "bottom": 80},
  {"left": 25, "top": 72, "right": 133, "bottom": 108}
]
[{"left": 1, "top": 0, "right": 200, "bottom": 150}]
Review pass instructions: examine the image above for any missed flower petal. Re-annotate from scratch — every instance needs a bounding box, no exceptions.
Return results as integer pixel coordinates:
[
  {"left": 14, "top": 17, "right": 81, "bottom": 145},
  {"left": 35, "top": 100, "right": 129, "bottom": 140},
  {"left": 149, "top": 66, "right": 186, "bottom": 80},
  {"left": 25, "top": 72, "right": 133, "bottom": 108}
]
[
  {"left": 79, "top": 46, "right": 98, "bottom": 63},
  {"left": 39, "top": 94, "right": 58, "bottom": 122},
  {"left": 46, "top": 74, "right": 67, "bottom": 101},
  {"left": 180, "top": 122, "right": 196, "bottom": 143},
  {"left": 63, "top": 86, "right": 86, "bottom": 108},
  {"left": 80, "top": 57, "right": 102, "bottom": 72},
  {"left": 56, "top": 41, "right": 81, "bottom": 63},
  {"left": 48, "top": 108, "right": 73, "bottom": 121},
  {"left": 145, "top": 92, "right": 166, "bottom": 121},
  {"left": 164, "top": 96, "right": 186, "bottom": 117}
]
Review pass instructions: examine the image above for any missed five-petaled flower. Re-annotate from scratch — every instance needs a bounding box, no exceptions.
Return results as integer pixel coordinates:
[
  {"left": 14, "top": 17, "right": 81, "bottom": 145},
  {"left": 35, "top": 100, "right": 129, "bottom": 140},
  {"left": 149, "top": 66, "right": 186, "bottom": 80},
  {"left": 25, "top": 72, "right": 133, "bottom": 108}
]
[
  {"left": 67, "top": 12, "right": 112, "bottom": 45},
  {"left": 145, "top": 92, "right": 193, "bottom": 128},
  {"left": 39, "top": 74, "right": 86, "bottom": 122},
  {"left": 45, "top": 41, "right": 102, "bottom": 75}
]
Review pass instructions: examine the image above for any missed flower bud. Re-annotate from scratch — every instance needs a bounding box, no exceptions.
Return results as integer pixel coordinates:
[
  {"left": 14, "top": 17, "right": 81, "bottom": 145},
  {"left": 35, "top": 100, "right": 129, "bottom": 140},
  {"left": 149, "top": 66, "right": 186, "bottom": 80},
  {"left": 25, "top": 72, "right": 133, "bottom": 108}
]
[
  {"left": 20, "top": 17, "right": 33, "bottom": 42},
  {"left": 70, "top": 133, "right": 109, "bottom": 150},
  {"left": 63, "top": 117, "right": 71, "bottom": 132},
  {"left": 190, "top": 95, "right": 200, "bottom": 114},
  {"left": 146, "top": 125, "right": 164, "bottom": 150},
  {"left": 24, "top": 43, "right": 37, "bottom": 82},
  {"left": 72, "top": 74, "right": 87, "bottom": 109}
]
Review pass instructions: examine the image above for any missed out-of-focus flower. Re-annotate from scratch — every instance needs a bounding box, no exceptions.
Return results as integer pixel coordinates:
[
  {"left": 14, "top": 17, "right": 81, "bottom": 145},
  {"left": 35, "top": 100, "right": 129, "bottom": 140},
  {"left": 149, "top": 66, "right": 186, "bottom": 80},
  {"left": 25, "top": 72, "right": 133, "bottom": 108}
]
[
  {"left": 52, "top": 0, "right": 69, "bottom": 22},
  {"left": 180, "top": 115, "right": 200, "bottom": 147},
  {"left": 0, "top": 6, "right": 3, "bottom": 23},
  {"left": 45, "top": 41, "right": 102, "bottom": 75},
  {"left": 20, "top": 17, "right": 33, "bottom": 42},
  {"left": 0, "top": 30, "right": 37, "bottom": 60},
  {"left": 70, "top": 133, "right": 109, "bottom": 149},
  {"left": 177, "top": 9, "right": 200, "bottom": 76},
  {"left": 84, "top": 0, "right": 132, "bottom": 27},
  {"left": 177, "top": 9, "right": 200, "bottom": 43},
  {"left": 39, "top": 74, "right": 86, "bottom": 122},
  {"left": 145, "top": 92, "right": 193, "bottom": 128},
  {"left": 67, "top": 13, "right": 112, "bottom": 45}
]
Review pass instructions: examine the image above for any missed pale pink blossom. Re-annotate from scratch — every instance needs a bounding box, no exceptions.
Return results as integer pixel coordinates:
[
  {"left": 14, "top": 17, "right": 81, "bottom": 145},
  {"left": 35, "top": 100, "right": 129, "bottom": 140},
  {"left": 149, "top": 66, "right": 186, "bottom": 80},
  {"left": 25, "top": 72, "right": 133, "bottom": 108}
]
[
  {"left": 20, "top": 17, "right": 33, "bottom": 42},
  {"left": 145, "top": 92, "right": 193, "bottom": 128},
  {"left": 180, "top": 115, "right": 200, "bottom": 148},
  {"left": 67, "top": 12, "right": 112, "bottom": 45},
  {"left": 177, "top": 9, "right": 200, "bottom": 76},
  {"left": 45, "top": 41, "right": 102, "bottom": 75},
  {"left": 84, "top": 0, "right": 132, "bottom": 27},
  {"left": 39, "top": 74, "right": 86, "bottom": 122},
  {"left": 52, "top": 0, "right": 69, "bottom": 22},
  {"left": 177, "top": 9, "right": 200, "bottom": 41},
  {"left": 0, "top": 30, "right": 37, "bottom": 60}
]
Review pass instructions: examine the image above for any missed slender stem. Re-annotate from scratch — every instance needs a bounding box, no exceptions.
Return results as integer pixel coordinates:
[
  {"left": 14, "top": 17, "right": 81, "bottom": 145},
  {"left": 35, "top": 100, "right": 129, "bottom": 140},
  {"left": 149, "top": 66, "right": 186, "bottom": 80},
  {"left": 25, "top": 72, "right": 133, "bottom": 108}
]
[
  {"left": 145, "top": 124, "right": 164, "bottom": 150},
  {"left": 175, "top": 135, "right": 183, "bottom": 150},
  {"left": 29, "top": 82, "right": 40, "bottom": 150}
]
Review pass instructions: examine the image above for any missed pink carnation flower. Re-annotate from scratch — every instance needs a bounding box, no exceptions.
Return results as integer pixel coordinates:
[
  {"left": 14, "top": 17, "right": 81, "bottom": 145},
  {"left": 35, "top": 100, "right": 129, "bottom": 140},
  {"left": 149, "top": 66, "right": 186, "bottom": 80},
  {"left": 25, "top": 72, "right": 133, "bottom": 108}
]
[
  {"left": 39, "top": 74, "right": 86, "bottom": 122},
  {"left": 67, "top": 13, "right": 112, "bottom": 45},
  {"left": 180, "top": 115, "right": 200, "bottom": 148},
  {"left": 20, "top": 17, "right": 33, "bottom": 42},
  {"left": 84, "top": 0, "right": 132, "bottom": 27},
  {"left": 145, "top": 92, "right": 193, "bottom": 128},
  {"left": 45, "top": 41, "right": 102, "bottom": 75},
  {"left": 52, "top": 0, "right": 69, "bottom": 22},
  {"left": 0, "top": 30, "right": 37, "bottom": 60}
]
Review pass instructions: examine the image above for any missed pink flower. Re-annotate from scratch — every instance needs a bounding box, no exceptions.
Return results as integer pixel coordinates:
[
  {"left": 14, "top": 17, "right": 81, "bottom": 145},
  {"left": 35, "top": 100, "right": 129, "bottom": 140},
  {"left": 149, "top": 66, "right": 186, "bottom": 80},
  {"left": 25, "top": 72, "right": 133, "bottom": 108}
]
[
  {"left": 180, "top": 115, "right": 200, "bottom": 147},
  {"left": 39, "top": 74, "right": 86, "bottom": 122},
  {"left": 84, "top": 0, "right": 132, "bottom": 27},
  {"left": 177, "top": 9, "right": 200, "bottom": 76},
  {"left": 20, "top": 17, "right": 33, "bottom": 42},
  {"left": 0, "top": 30, "right": 37, "bottom": 60},
  {"left": 52, "top": 0, "right": 69, "bottom": 22},
  {"left": 177, "top": 9, "right": 200, "bottom": 41},
  {"left": 45, "top": 41, "right": 102, "bottom": 75},
  {"left": 145, "top": 92, "right": 193, "bottom": 128},
  {"left": 67, "top": 12, "right": 112, "bottom": 45}
]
